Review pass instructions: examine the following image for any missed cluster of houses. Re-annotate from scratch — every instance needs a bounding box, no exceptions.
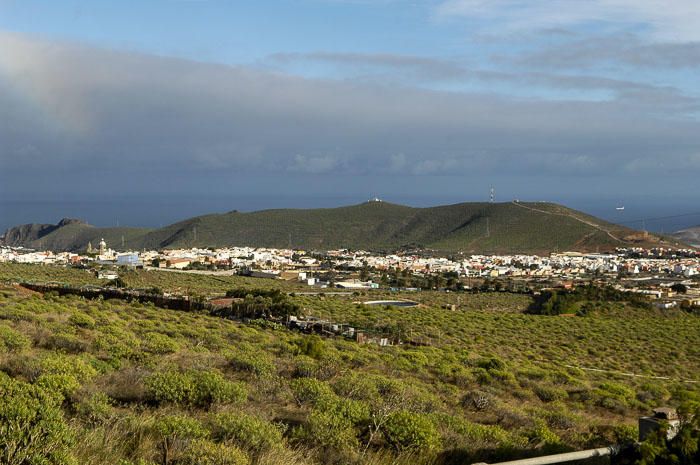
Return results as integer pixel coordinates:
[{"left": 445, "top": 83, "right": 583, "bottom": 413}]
[{"left": 2, "top": 242, "right": 699, "bottom": 305}]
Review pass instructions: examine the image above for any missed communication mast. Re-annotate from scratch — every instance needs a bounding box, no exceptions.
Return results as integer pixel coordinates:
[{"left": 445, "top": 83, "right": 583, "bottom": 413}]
[{"left": 490, "top": 187, "right": 495, "bottom": 203}]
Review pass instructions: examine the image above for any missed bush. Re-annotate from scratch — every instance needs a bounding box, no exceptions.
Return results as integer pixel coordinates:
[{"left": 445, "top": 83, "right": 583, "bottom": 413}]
[
  {"left": 462, "top": 390, "right": 493, "bottom": 411},
  {"left": 145, "top": 369, "right": 247, "bottom": 407},
  {"left": 533, "top": 385, "right": 568, "bottom": 403},
  {"left": 211, "top": 412, "right": 284, "bottom": 452},
  {"left": 180, "top": 439, "right": 250, "bottom": 465},
  {"left": 35, "top": 373, "right": 81, "bottom": 400},
  {"left": 192, "top": 370, "right": 247, "bottom": 407},
  {"left": 290, "top": 378, "right": 335, "bottom": 406},
  {"left": 40, "top": 354, "right": 97, "bottom": 382},
  {"left": 0, "top": 373, "right": 76, "bottom": 465},
  {"left": 154, "top": 414, "right": 208, "bottom": 465},
  {"left": 294, "top": 335, "right": 326, "bottom": 359},
  {"left": 146, "top": 371, "right": 196, "bottom": 405},
  {"left": 229, "top": 350, "right": 276, "bottom": 377},
  {"left": 527, "top": 419, "right": 561, "bottom": 446},
  {"left": 94, "top": 327, "right": 142, "bottom": 362},
  {"left": 0, "top": 324, "right": 31, "bottom": 352},
  {"left": 45, "top": 332, "right": 89, "bottom": 354},
  {"left": 292, "top": 356, "right": 319, "bottom": 378},
  {"left": 75, "top": 391, "right": 114, "bottom": 425},
  {"left": 384, "top": 410, "right": 441, "bottom": 452},
  {"left": 143, "top": 332, "right": 180, "bottom": 354},
  {"left": 68, "top": 313, "right": 96, "bottom": 329},
  {"left": 302, "top": 409, "right": 359, "bottom": 452}
]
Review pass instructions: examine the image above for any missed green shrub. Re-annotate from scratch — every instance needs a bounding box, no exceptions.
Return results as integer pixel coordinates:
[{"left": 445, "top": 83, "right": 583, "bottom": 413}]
[
  {"left": 143, "top": 332, "right": 180, "bottom": 354},
  {"left": 476, "top": 356, "right": 507, "bottom": 371},
  {"left": 533, "top": 385, "right": 568, "bottom": 403},
  {"left": 294, "top": 335, "right": 326, "bottom": 359},
  {"left": 384, "top": 410, "right": 441, "bottom": 452},
  {"left": 68, "top": 313, "right": 96, "bottom": 329},
  {"left": 211, "top": 412, "right": 284, "bottom": 452},
  {"left": 36, "top": 373, "right": 81, "bottom": 400},
  {"left": 528, "top": 419, "right": 561, "bottom": 446},
  {"left": 0, "top": 373, "right": 76, "bottom": 465},
  {"left": 396, "top": 350, "right": 430, "bottom": 371},
  {"left": 290, "top": 378, "right": 335, "bottom": 406},
  {"left": 40, "top": 354, "right": 97, "bottom": 382},
  {"left": 154, "top": 414, "right": 208, "bottom": 465},
  {"left": 321, "top": 397, "right": 370, "bottom": 426},
  {"left": 292, "top": 356, "right": 319, "bottom": 378},
  {"left": 146, "top": 370, "right": 196, "bottom": 405},
  {"left": 94, "top": 326, "right": 142, "bottom": 362},
  {"left": 75, "top": 392, "right": 113, "bottom": 425},
  {"left": 45, "top": 331, "right": 89, "bottom": 353},
  {"left": 145, "top": 370, "right": 247, "bottom": 407},
  {"left": 303, "top": 409, "right": 359, "bottom": 451},
  {"left": 180, "top": 439, "right": 250, "bottom": 465},
  {"left": 434, "top": 413, "right": 520, "bottom": 449},
  {"left": 0, "top": 324, "right": 31, "bottom": 352},
  {"left": 229, "top": 350, "right": 276, "bottom": 377},
  {"left": 191, "top": 370, "right": 247, "bottom": 407},
  {"left": 594, "top": 382, "right": 635, "bottom": 409}
]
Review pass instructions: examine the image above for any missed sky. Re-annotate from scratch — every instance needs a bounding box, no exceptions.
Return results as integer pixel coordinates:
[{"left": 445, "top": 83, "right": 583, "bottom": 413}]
[{"left": 0, "top": 0, "right": 699, "bottom": 231}]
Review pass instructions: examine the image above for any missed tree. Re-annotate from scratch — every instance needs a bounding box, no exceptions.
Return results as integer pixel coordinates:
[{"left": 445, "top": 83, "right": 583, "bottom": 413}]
[{"left": 671, "top": 283, "right": 688, "bottom": 294}]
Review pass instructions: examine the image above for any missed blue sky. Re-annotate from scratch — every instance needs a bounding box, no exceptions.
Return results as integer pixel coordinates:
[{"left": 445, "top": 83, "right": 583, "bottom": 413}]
[{"left": 0, "top": 0, "right": 699, "bottom": 229}]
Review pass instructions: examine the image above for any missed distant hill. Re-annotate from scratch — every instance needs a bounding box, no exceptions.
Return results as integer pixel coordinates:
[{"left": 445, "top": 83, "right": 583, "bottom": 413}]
[
  {"left": 1, "top": 201, "right": 680, "bottom": 254},
  {"left": 672, "top": 226, "right": 700, "bottom": 247}
]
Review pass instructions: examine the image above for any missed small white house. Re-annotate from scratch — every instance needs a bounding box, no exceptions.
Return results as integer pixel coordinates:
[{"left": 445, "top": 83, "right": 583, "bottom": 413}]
[{"left": 97, "top": 270, "right": 119, "bottom": 280}]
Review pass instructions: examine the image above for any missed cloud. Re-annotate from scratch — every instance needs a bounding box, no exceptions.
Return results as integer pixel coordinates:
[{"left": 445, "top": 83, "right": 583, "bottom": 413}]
[
  {"left": 270, "top": 51, "right": 698, "bottom": 113},
  {"left": 289, "top": 154, "right": 342, "bottom": 174},
  {"left": 517, "top": 33, "right": 700, "bottom": 69},
  {"left": 436, "top": 0, "right": 700, "bottom": 41},
  {"left": 0, "top": 30, "right": 699, "bottom": 197},
  {"left": 269, "top": 52, "right": 471, "bottom": 82}
]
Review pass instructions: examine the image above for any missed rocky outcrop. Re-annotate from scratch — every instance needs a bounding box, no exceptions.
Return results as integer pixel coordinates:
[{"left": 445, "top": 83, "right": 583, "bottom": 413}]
[{"left": 1, "top": 218, "right": 86, "bottom": 246}]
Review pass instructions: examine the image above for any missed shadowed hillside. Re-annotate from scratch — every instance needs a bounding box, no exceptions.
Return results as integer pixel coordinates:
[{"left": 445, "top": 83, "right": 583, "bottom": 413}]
[{"left": 2, "top": 201, "right": 677, "bottom": 253}]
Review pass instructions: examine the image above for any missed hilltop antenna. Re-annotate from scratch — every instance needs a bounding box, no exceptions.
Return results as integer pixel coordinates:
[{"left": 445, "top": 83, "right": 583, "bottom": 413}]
[{"left": 490, "top": 187, "right": 495, "bottom": 203}]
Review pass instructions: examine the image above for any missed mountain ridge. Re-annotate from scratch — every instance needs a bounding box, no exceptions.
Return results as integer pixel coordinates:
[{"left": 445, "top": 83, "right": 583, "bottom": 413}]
[{"left": 1, "top": 201, "right": 680, "bottom": 254}]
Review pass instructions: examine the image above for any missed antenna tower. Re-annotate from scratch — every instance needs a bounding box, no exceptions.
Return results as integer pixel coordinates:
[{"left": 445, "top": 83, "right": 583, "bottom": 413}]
[{"left": 490, "top": 187, "right": 495, "bottom": 203}]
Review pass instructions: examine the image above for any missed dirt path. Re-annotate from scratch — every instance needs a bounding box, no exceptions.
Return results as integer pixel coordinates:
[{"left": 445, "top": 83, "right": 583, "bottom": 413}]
[{"left": 511, "top": 201, "right": 624, "bottom": 244}]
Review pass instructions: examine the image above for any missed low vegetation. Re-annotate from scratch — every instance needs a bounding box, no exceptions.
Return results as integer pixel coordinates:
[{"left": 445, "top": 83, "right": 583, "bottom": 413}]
[{"left": 0, "top": 265, "right": 698, "bottom": 464}]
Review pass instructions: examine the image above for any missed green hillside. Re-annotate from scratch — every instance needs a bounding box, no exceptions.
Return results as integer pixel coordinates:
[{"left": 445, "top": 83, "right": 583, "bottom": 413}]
[
  {"left": 0, "top": 279, "right": 698, "bottom": 465},
  {"left": 2, "top": 201, "right": 673, "bottom": 253}
]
